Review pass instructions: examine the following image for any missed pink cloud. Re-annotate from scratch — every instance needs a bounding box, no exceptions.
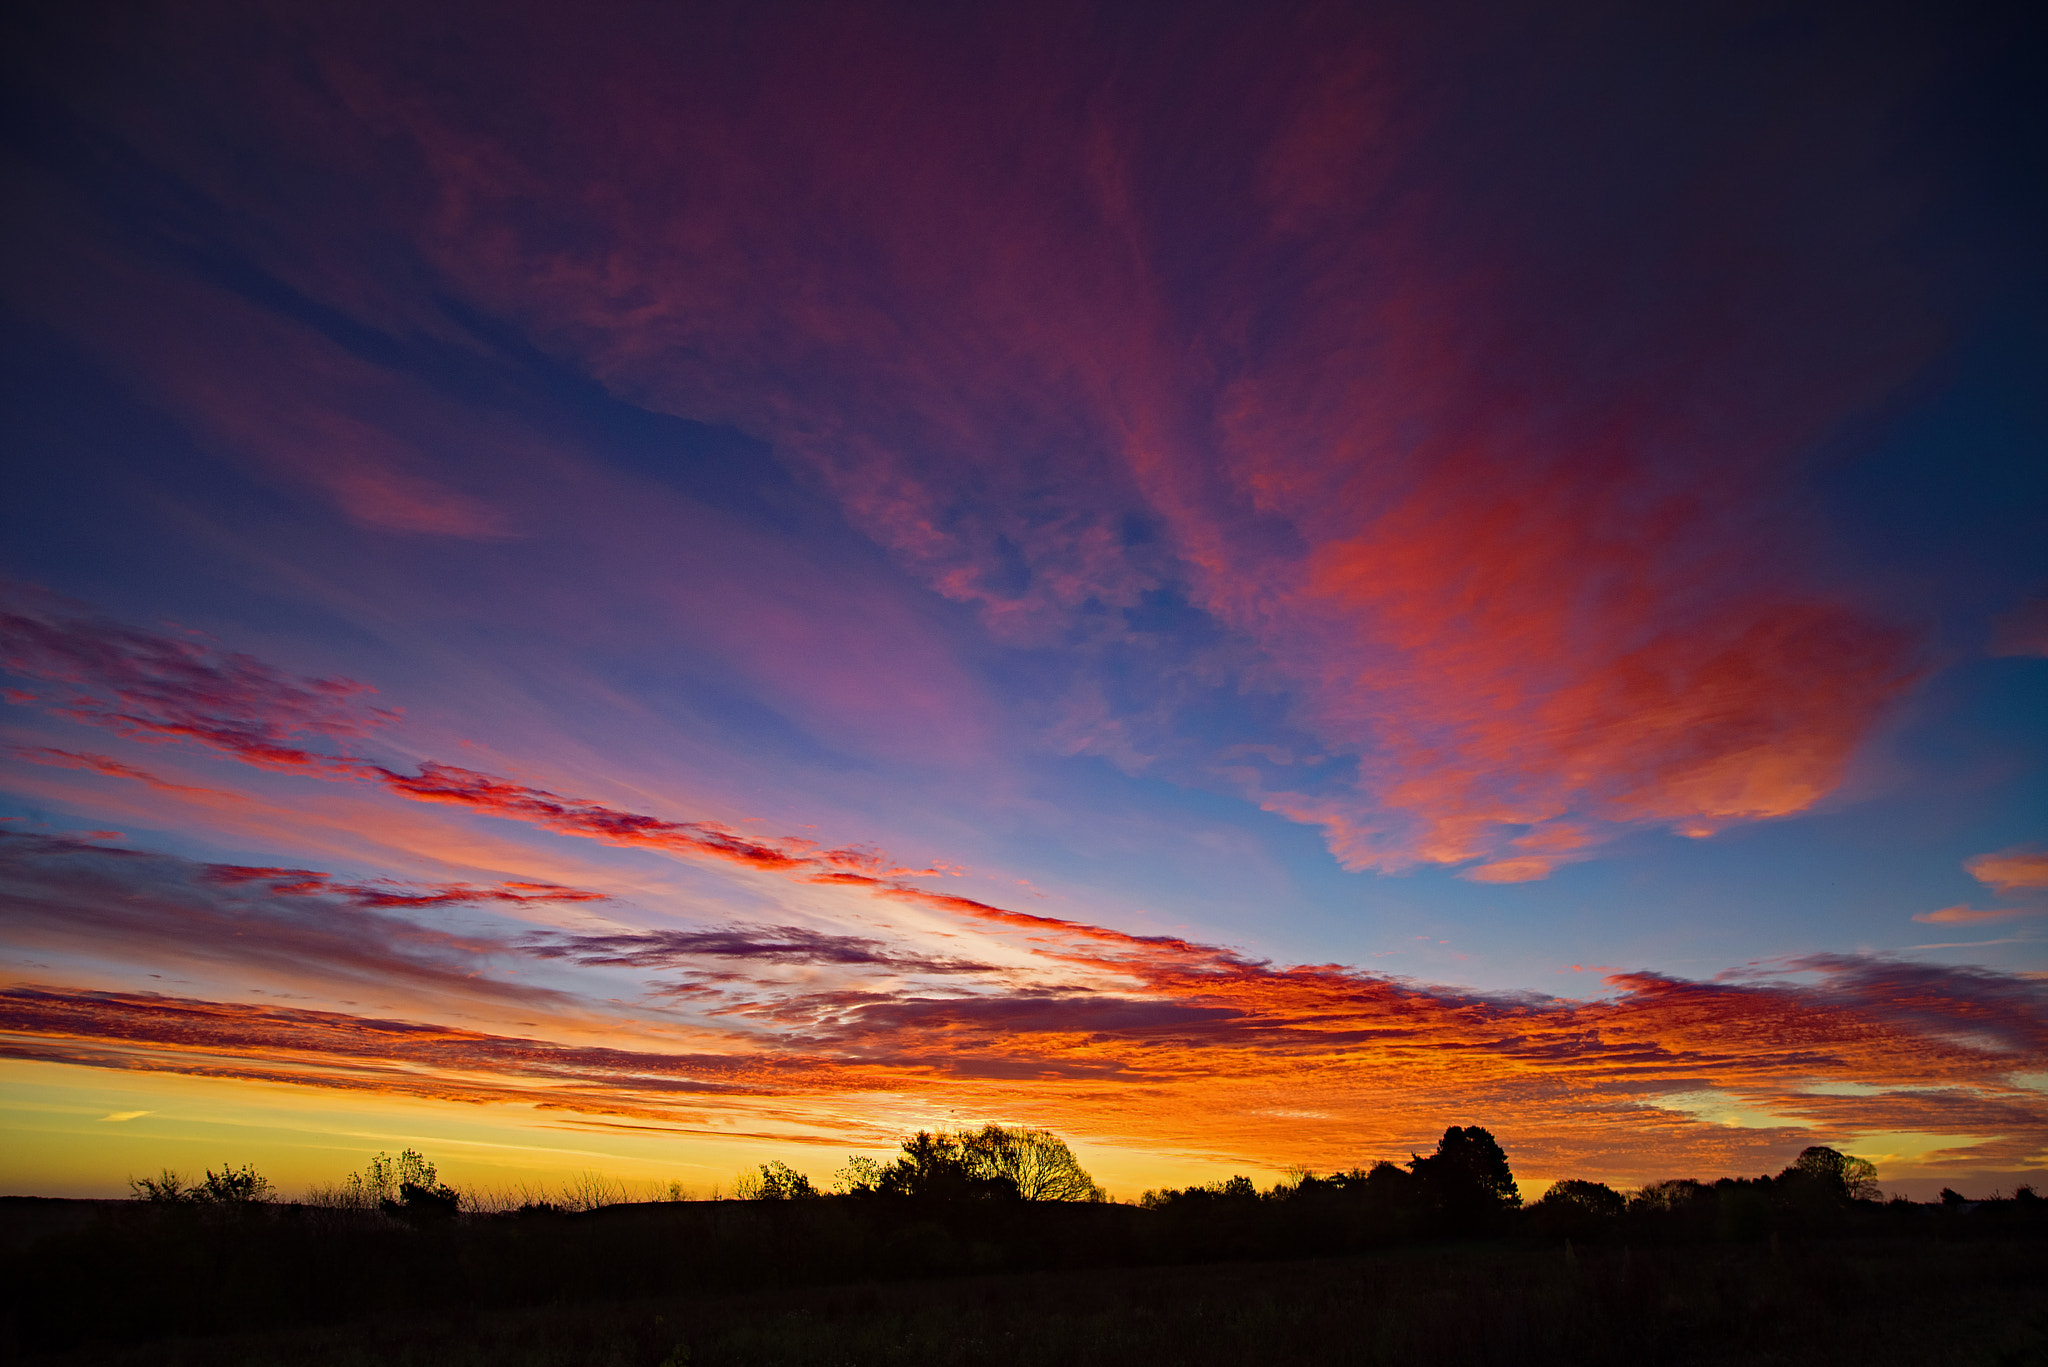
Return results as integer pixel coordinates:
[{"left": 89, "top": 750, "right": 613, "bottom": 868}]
[
  {"left": 1967, "top": 846, "right": 2048, "bottom": 894},
  {"left": 1460, "top": 857, "right": 1558, "bottom": 885},
  {"left": 247, "top": 4, "right": 1925, "bottom": 876},
  {"left": 6, "top": 745, "right": 230, "bottom": 797},
  {"left": 8, "top": 4, "right": 1945, "bottom": 886},
  {"left": 1913, "top": 905, "right": 2037, "bottom": 925}
]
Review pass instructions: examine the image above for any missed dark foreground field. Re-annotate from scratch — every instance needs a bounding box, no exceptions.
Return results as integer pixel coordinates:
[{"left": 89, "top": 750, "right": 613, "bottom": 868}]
[{"left": 7, "top": 1211, "right": 2046, "bottom": 1367}]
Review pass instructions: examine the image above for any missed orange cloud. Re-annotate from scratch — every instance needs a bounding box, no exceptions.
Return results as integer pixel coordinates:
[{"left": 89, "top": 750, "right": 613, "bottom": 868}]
[
  {"left": 1967, "top": 846, "right": 2048, "bottom": 894},
  {"left": 5, "top": 824, "right": 2044, "bottom": 1183},
  {"left": 1913, "top": 905, "right": 2037, "bottom": 925},
  {"left": 1461, "top": 857, "right": 1558, "bottom": 884}
]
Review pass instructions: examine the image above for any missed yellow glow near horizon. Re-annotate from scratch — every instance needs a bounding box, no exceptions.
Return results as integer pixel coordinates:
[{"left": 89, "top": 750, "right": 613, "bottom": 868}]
[{"left": 0, "top": 1060, "right": 1278, "bottom": 1201}]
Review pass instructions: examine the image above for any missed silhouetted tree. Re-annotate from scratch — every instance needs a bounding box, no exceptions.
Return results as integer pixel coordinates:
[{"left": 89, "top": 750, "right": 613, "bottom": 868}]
[
  {"left": 840, "top": 1126, "right": 1101, "bottom": 1201},
  {"left": 870, "top": 1131, "right": 1021, "bottom": 1200},
  {"left": 1139, "top": 1174, "right": 1259, "bottom": 1208},
  {"left": 1628, "top": 1179, "right": 1708, "bottom": 1215},
  {"left": 958, "top": 1125, "right": 1105, "bottom": 1202},
  {"left": 1528, "top": 1178, "right": 1625, "bottom": 1240},
  {"left": 736, "top": 1160, "right": 819, "bottom": 1200},
  {"left": 1780, "top": 1145, "right": 1880, "bottom": 1201},
  {"left": 1409, "top": 1126, "right": 1519, "bottom": 1231},
  {"left": 1536, "top": 1179, "right": 1623, "bottom": 1216}
]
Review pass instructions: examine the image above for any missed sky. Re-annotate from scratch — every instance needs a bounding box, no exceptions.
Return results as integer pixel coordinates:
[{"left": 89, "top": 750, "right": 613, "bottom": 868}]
[{"left": 2, "top": 0, "right": 2044, "bottom": 1203}]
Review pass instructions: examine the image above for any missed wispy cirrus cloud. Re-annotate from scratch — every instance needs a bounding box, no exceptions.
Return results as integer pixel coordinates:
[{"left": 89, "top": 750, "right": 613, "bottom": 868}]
[
  {"left": 7, "top": 4, "right": 1944, "bottom": 879},
  {"left": 0, "top": 828, "right": 581, "bottom": 1011},
  {"left": 1, "top": 585, "right": 396, "bottom": 769},
  {"left": 240, "top": 4, "right": 1933, "bottom": 878},
  {"left": 5, "top": 745, "right": 232, "bottom": 797},
  {"left": 0, "top": 592, "right": 928, "bottom": 882}
]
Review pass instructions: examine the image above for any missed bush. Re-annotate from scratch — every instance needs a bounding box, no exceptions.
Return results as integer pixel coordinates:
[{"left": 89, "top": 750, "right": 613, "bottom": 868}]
[{"left": 129, "top": 1163, "right": 272, "bottom": 1205}]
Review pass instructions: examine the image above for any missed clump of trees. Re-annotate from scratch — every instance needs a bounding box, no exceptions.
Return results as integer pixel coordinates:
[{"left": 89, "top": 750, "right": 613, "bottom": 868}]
[
  {"left": 1142, "top": 1125, "right": 1521, "bottom": 1234},
  {"left": 806, "top": 1125, "right": 1104, "bottom": 1202}
]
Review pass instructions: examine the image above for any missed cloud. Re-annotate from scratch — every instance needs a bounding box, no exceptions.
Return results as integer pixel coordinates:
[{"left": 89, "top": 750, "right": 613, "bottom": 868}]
[
  {"left": 1, "top": 599, "right": 931, "bottom": 882},
  {"left": 9, "top": 599, "right": 2040, "bottom": 1167},
  {"left": 6, "top": 4, "right": 1948, "bottom": 882},
  {"left": 1461, "top": 857, "right": 1559, "bottom": 884},
  {"left": 6, "top": 745, "right": 233, "bottom": 797},
  {"left": 7, "top": 812, "right": 2045, "bottom": 1180},
  {"left": 1967, "top": 847, "right": 2048, "bottom": 895},
  {"left": 0, "top": 6, "right": 2026, "bottom": 1184},
  {"left": 3, "top": 938, "right": 2043, "bottom": 1182},
  {"left": 0, "top": 828, "right": 575, "bottom": 1011},
  {"left": 264, "top": 3, "right": 1927, "bottom": 877},
  {"left": 527, "top": 926, "right": 992, "bottom": 976},
  {"left": 1, "top": 814, "right": 2043, "bottom": 1178},
  {"left": 1913, "top": 905, "right": 2037, "bottom": 925},
  {"left": 201, "top": 862, "right": 608, "bottom": 910},
  {"left": 1, "top": 584, "right": 398, "bottom": 774},
  {"left": 98, "top": 1111, "right": 150, "bottom": 1122},
  {"left": 1912, "top": 847, "right": 2048, "bottom": 926}
]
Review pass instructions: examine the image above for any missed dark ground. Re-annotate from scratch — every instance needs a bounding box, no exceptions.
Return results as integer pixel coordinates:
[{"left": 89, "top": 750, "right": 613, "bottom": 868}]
[{"left": 7, "top": 1210, "right": 2046, "bottom": 1367}]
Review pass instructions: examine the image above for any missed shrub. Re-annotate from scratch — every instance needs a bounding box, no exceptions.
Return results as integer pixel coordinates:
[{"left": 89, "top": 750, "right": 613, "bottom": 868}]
[
  {"left": 129, "top": 1169, "right": 192, "bottom": 1203},
  {"left": 129, "top": 1163, "right": 272, "bottom": 1204}
]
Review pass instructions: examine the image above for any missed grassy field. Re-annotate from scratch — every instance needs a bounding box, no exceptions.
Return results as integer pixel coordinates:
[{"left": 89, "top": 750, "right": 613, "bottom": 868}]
[{"left": 17, "top": 1234, "right": 2048, "bottom": 1367}]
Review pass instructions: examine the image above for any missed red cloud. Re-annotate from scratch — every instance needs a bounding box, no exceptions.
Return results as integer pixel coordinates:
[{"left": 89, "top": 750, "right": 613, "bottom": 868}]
[
  {"left": 2, "top": 585, "right": 397, "bottom": 775},
  {"left": 6, "top": 745, "right": 227, "bottom": 797},
  {"left": 1, "top": 599, "right": 919, "bottom": 881}
]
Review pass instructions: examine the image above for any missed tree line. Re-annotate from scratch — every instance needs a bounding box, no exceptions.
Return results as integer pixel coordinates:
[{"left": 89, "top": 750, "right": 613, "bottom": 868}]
[{"left": 125, "top": 1120, "right": 2041, "bottom": 1241}]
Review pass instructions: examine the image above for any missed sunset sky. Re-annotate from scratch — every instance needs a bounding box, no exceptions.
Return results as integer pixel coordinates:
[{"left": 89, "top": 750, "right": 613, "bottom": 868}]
[{"left": 3, "top": 1, "right": 2044, "bottom": 1203}]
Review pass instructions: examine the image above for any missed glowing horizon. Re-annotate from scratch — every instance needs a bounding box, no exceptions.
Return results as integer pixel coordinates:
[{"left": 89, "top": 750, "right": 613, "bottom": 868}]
[{"left": 2, "top": 0, "right": 2043, "bottom": 1202}]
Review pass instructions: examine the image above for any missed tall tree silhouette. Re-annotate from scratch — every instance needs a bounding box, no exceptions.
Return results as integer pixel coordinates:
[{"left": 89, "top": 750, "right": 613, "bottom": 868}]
[{"left": 1409, "top": 1126, "right": 1520, "bottom": 1231}]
